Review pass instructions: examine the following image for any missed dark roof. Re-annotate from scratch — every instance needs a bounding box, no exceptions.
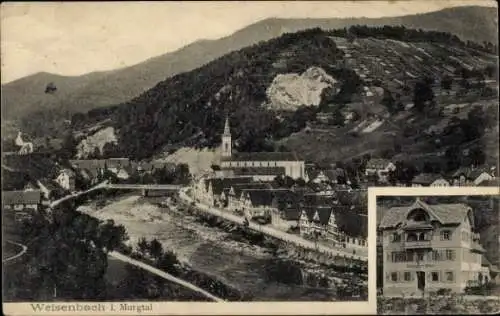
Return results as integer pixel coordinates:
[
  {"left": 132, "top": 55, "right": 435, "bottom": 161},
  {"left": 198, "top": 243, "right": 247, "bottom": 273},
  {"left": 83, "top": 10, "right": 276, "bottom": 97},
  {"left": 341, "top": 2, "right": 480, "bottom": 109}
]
[
  {"left": 280, "top": 207, "right": 301, "bottom": 221},
  {"left": 324, "top": 169, "right": 347, "bottom": 181},
  {"left": 478, "top": 178, "right": 500, "bottom": 186},
  {"left": 451, "top": 167, "right": 492, "bottom": 180},
  {"left": 2, "top": 190, "right": 42, "bottom": 205},
  {"left": 366, "top": 158, "right": 392, "bottom": 169},
  {"left": 313, "top": 206, "right": 333, "bottom": 225},
  {"left": 412, "top": 173, "right": 446, "bottom": 185},
  {"left": 209, "top": 177, "right": 254, "bottom": 195},
  {"left": 70, "top": 160, "right": 106, "bottom": 170},
  {"left": 223, "top": 166, "right": 286, "bottom": 176},
  {"left": 303, "top": 194, "right": 334, "bottom": 207},
  {"left": 243, "top": 189, "right": 275, "bottom": 207},
  {"left": 221, "top": 151, "right": 300, "bottom": 162},
  {"left": 229, "top": 183, "right": 273, "bottom": 198},
  {"left": 379, "top": 199, "right": 471, "bottom": 229}
]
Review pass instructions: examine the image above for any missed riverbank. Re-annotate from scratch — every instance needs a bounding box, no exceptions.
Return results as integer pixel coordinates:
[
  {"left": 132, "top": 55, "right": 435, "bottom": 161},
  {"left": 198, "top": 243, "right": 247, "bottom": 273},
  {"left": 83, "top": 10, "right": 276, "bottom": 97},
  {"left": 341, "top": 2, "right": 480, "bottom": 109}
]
[{"left": 78, "top": 193, "right": 367, "bottom": 301}]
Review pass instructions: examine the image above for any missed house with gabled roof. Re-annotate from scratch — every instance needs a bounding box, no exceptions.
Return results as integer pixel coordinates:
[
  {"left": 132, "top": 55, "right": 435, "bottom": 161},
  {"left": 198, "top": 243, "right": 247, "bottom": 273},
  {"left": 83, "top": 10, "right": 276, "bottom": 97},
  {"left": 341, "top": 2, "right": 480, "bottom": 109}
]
[
  {"left": 241, "top": 189, "right": 276, "bottom": 219},
  {"left": 270, "top": 190, "right": 301, "bottom": 231},
  {"left": 379, "top": 198, "right": 488, "bottom": 296},
  {"left": 204, "top": 177, "right": 254, "bottom": 207},
  {"left": 226, "top": 182, "right": 273, "bottom": 211},
  {"left": 299, "top": 206, "right": 333, "bottom": 239},
  {"left": 2, "top": 190, "right": 43, "bottom": 222},
  {"left": 450, "top": 167, "right": 494, "bottom": 186},
  {"left": 411, "top": 173, "right": 450, "bottom": 187},
  {"left": 365, "top": 158, "right": 396, "bottom": 183}
]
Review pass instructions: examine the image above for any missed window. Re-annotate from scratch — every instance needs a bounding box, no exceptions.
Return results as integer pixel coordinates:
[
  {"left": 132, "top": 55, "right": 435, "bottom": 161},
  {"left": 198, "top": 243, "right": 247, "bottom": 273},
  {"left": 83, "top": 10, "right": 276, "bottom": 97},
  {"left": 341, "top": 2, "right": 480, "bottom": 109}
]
[
  {"left": 392, "top": 233, "right": 401, "bottom": 242},
  {"left": 431, "top": 272, "right": 439, "bottom": 282},
  {"left": 391, "top": 272, "right": 398, "bottom": 282},
  {"left": 441, "top": 230, "right": 451, "bottom": 240},
  {"left": 418, "top": 233, "right": 426, "bottom": 241},
  {"left": 446, "top": 250, "right": 456, "bottom": 261},
  {"left": 417, "top": 251, "right": 425, "bottom": 262},
  {"left": 404, "top": 272, "right": 412, "bottom": 281},
  {"left": 445, "top": 272, "right": 454, "bottom": 282},
  {"left": 407, "top": 233, "right": 417, "bottom": 242}
]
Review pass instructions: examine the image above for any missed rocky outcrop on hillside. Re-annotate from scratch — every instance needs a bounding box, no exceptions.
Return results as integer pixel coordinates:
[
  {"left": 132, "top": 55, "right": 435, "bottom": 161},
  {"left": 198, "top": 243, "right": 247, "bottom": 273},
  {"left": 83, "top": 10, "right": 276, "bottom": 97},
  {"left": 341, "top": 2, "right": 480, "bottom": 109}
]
[
  {"left": 76, "top": 127, "right": 118, "bottom": 158},
  {"left": 266, "top": 67, "right": 339, "bottom": 110}
]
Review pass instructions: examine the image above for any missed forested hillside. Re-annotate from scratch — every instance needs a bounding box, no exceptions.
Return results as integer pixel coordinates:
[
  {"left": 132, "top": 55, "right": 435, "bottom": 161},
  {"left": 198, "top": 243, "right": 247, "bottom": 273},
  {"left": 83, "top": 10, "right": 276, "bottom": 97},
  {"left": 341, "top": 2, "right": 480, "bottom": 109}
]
[
  {"left": 2, "top": 5, "right": 496, "bottom": 139},
  {"left": 71, "top": 25, "right": 497, "bottom": 165}
]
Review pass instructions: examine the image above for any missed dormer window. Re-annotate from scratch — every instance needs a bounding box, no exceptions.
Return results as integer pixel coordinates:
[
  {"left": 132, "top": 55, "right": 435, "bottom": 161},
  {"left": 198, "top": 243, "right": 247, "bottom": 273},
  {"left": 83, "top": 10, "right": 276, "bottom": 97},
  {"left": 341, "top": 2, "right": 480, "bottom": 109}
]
[{"left": 441, "top": 230, "right": 451, "bottom": 241}]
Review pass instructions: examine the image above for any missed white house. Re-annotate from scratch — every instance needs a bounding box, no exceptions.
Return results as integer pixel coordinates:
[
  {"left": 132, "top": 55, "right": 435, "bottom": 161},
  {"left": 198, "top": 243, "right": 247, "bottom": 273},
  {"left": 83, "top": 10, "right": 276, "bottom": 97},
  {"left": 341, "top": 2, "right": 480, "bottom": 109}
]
[
  {"left": 365, "top": 158, "right": 396, "bottom": 183},
  {"left": 55, "top": 169, "right": 76, "bottom": 191}
]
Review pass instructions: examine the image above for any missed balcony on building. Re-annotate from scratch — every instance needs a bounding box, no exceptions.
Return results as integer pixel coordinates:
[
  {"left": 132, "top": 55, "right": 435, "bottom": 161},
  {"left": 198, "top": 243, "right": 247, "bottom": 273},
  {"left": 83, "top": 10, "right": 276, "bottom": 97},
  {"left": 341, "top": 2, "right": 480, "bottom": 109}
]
[{"left": 402, "top": 221, "right": 433, "bottom": 249}]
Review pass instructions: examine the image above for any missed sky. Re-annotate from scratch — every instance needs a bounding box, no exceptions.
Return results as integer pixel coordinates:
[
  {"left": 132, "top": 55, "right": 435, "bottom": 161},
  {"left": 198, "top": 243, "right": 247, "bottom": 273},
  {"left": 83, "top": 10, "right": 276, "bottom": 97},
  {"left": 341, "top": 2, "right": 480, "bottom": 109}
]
[{"left": 1, "top": 1, "right": 496, "bottom": 83}]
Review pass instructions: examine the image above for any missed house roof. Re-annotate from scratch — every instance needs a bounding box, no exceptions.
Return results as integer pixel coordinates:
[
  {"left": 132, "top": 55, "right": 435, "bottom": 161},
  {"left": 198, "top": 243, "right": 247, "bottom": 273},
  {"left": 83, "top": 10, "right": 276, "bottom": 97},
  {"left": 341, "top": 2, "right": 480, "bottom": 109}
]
[
  {"left": 208, "top": 177, "right": 254, "bottom": 195},
  {"left": 106, "top": 158, "right": 130, "bottom": 168},
  {"left": 379, "top": 199, "right": 472, "bottom": 229},
  {"left": 221, "top": 151, "right": 300, "bottom": 162},
  {"left": 280, "top": 207, "right": 301, "bottom": 221},
  {"left": 70, "top": 159, "right": 106, "bottom": 170},
  {"left": 366, "top": 158, "right": 392, "bottom": 169},
  {"left": 229, "top": 183, "right": 272, "bottom": 198},
  {"left": 243, "top": 189, "right": 275, "bottom": 207},
  {"left": 324, "top": 169, "right": 347, "bottom": 182},
  {"left": 412, "top": 173, "right": 446, "bottom": 185},
  {"left": 223, "top": 167, "right": 286, "bottom": 176},
  {"left": 2, "top": 190, "right": 42, "bottom": 205},
  {"left": 451, "top": 167, "right": 491, "bottom": 180},
  {"left": 478, "top": 178, "right": 500, "bottom": 186},
  {"left": 314, "top": 206, "right": 333, "bottom": 225}
]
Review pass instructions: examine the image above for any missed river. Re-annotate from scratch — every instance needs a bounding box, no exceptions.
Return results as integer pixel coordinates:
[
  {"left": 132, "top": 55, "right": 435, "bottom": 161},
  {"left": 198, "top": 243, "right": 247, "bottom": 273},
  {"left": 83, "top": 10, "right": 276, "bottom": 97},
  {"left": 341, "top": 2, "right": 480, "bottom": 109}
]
[{"left": 78, "top": 194, "right": 365, "bottom": 301}]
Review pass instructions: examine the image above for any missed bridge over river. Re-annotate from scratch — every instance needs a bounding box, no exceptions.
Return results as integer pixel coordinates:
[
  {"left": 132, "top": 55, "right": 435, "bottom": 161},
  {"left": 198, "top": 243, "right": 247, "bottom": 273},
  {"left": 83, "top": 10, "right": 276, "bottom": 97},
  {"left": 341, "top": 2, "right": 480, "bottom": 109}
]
[{"left": 105, "top": 183, "right": 184, "bottom": 196}]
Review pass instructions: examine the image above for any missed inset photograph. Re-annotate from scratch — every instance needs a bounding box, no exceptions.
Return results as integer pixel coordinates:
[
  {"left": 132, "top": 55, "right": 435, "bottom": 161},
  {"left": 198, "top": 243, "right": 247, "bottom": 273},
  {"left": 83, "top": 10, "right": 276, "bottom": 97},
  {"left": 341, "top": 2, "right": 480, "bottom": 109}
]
[{"left": 376, "top": 192, "right": 500, "bottom": 314}]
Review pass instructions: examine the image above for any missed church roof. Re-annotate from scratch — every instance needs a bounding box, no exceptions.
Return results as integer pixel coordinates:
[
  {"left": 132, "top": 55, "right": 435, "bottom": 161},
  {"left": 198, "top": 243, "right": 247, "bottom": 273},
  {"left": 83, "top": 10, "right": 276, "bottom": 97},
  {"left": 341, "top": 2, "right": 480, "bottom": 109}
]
[
  {"left": 223, "top": 166, "right": 286, "bottom": 176},
  {"left": 221, "top": 151, "right": 300, "bottom": 162},
  {"left": 366, "top": 158, "right": 393, "bottom": 170}
]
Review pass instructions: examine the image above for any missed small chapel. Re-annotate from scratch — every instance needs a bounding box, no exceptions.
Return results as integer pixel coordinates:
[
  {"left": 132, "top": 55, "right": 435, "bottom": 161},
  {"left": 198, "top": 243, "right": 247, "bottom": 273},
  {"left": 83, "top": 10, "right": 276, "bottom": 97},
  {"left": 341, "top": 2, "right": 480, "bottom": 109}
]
[{"left": 218, "top": 117, "right": 305, "bottom": 180}]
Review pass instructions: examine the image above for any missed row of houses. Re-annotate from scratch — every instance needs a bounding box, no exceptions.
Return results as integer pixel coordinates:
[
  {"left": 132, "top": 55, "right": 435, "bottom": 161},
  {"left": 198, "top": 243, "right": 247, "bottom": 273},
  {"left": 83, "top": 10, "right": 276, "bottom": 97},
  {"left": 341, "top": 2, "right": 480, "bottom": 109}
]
[
  {"left": 192, "top": 176, "right": 368, "bottom": 248},
  {"left": 68, "top": 158, "right": 176, "bottom": 185},
  {"left": 360, "top": 158, "right": 497, "bottom": 187},
  {"left": 2, "top": 190, "right": 44, "bottom": 222}
]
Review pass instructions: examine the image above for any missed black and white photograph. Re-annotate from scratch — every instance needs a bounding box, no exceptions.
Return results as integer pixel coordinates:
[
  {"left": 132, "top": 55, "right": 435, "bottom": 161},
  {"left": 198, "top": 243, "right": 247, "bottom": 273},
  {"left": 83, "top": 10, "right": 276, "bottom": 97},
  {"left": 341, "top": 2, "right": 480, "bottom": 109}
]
[
  {"left": 1, "top": 1, "right": 498, "bottom": 315},
  {"left": 375, "top": 189, "right": 500, "bottom": 314}
]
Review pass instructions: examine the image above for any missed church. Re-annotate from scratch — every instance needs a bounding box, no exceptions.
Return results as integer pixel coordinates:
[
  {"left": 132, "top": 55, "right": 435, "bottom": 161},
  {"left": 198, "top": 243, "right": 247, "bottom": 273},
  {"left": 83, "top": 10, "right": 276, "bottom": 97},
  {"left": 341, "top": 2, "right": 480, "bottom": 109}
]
[{"left": 218, "top": 117, "right": 305, "bottom": 180}]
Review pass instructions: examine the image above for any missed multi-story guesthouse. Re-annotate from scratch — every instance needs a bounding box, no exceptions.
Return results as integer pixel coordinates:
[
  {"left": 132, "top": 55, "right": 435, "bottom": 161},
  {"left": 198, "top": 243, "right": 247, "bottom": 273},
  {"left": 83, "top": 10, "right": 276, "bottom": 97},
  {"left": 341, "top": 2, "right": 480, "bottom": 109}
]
[
  {"left": 378, "top": 198, "right": 490, "bottom": 296},
  {"left": 218, "top": 117, "right": 306, "bottom": 180}
]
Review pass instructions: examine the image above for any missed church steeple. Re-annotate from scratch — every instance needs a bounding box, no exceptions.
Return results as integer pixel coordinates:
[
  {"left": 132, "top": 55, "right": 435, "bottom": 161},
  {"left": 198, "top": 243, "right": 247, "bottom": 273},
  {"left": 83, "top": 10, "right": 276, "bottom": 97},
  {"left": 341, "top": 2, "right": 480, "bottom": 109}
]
[
  {"left": 221, "top": 115, "right": 232, "bottom": 158},
  {"left": 223, "top": 116, "right": 231, "bottom": 136}
]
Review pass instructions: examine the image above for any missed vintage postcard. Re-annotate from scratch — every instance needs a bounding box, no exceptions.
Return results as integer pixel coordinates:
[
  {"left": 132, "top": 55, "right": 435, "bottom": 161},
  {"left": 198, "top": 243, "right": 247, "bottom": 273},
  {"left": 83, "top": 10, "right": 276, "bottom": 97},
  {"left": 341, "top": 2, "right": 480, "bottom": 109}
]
[
  {"left": 1, "top": 1, "right": 498, "bottom": 315},
  {"left": 370, "top": 187, "right": 500, "bottom": 314}
]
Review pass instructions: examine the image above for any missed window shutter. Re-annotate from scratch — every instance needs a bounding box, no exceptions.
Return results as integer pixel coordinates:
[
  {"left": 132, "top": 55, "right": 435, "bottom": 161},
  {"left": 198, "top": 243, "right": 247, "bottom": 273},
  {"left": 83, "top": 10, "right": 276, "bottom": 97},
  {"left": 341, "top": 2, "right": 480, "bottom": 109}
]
[{"left": 386, "top": 272, "right": 390, "bottom": 281}]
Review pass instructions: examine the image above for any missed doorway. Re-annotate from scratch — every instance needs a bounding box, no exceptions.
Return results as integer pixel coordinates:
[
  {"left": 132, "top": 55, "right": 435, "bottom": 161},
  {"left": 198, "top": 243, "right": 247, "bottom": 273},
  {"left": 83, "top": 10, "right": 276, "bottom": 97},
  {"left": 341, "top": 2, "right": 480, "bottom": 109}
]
[{"left": 417, "top": 271, "right": 426, "bottom": 296}]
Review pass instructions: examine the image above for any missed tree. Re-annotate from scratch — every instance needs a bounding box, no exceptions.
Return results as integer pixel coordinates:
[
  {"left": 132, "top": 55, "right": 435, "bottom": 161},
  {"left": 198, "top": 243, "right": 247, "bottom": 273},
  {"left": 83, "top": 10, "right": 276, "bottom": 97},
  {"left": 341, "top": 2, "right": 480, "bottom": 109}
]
[
  {"left": 469, "top": 146, "right": 486, "bottom": 167},
  {"left": 137, "top": 237, "right": 149, "bottom": 255},
  {"left": 148, "top": 239, "right": 164, "bottom": 260},
  {"left": 445, "top": 146, "right": 461, "bottom": 172},
  {"left": 440, "top": 75, "right": 453, "bottom": 94},
  {"left": 381, "top": 89, "right": 396, "bottom": 113},
  {"left": 413, "top": 77, "right": 435, "bottom": 114}
]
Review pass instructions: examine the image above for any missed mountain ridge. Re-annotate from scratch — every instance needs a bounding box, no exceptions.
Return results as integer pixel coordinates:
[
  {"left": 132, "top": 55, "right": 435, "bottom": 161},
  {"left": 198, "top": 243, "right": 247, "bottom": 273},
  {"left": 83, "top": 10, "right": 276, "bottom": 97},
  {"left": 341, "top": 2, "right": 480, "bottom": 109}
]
[{"left": 1, "top": 5, "right": 497, "bottom": 129}]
